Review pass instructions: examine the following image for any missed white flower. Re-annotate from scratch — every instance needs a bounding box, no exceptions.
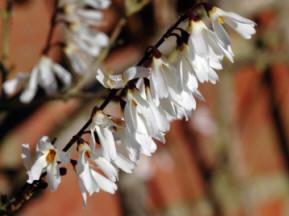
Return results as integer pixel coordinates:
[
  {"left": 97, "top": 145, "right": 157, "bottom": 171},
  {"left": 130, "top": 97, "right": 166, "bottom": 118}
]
[
  {"left": 21, "top": 136, "right": 69, "bottom": 191},
  {"left": 208, "top": 7, "right": 256, "bottom": 49},
  {"left": 188, "top": 19, "right": 234, "bottom": 65},
  {"left": 186, "top": 20, "right": 230, "bottom": 84},
  {"left": 60, "top": 0, "right": 110, "bottom": 10},
  {"left": 60, "top": 4, "right": 105, "bottom": 26},
  {"left": 96, "top": 66, "right": 149, "bottom": 89},
  {"left": 159, "top": 62, "right": 197, "bottom": 120},
  {"left": 174, "top": 44, "right": 200, "bottom": 93},
  {"left": 91, "top": 110, "right": 135, "bottom": 173},
  {"left": 64, "top": 42, "right": 93, "bottom": 75},
  {"left": 7, "top": 56, "right": 72, "bottom": 103},
  {"left": 65, "top": 23, "right": 109, "bottom": 57},
  {"left": 83, "top": 0, "right": 111, "bottom": 9},
  {"left": 122, "top": 88, "right": 158, "bottom": 156},
  {"left": 77, "top": 142, "right": 117, "bottom": 207},
  {"left": 148, "top": 56, "right": 170, "bottom": 105},
  {"left": 2, "top": 72, "right": 28, "bottom": 95}
]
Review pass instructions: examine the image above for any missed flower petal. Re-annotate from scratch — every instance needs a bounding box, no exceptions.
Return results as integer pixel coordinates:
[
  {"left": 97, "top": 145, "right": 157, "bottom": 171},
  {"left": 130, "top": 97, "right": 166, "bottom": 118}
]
[
  {"left": 21, "top": 144, "right": 33, "bottom": 170},
  {"left": 90, "top": 169, "right": 117, "bottom": 194},
  {"left": 3, "top": 73, "right": 28, "bottom": 95},
  {"left": 94, "top": 157, "right": 118, "bottom": 181},
  {"left": 114, "top": 153, "right": 135, "bottom": 173},
  {"left": 27, "top": 154, "right": 47, "bottom": 184},
  {"left": 47, "top": 163, "right": 61, "bottom": 191},
  {"left": 20, "top": 65, "right": 39, "bottom": 103},
  {"left": 95, "top": 126, "right": 117, "bottom": 161},
  {"left": 53, "top": 63, "right": 72, "bottom": 87}
]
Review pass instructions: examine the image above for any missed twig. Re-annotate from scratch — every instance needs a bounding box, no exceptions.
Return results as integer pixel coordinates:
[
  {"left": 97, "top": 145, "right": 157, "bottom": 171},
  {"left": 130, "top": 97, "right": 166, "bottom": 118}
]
[
  {"left": 264, "top": 66, "right": 289, "bottom": 174},
  {"left": 42, "top": 0, "right": 60, "bottom": 55}
]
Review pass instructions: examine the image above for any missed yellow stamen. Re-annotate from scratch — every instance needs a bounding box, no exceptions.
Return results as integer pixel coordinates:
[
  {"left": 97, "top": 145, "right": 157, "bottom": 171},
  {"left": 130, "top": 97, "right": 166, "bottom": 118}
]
[
  {"left": 132, "top": 99, "right": 138, "bottom": 107},
  {"left": 219, "top": 16, "right": 224, "bottom": 24},
  {"left": 161, "top": 64, "right": 166, "bottom": 72},
  {"left": 111, "top": 118, "right": 123, "bottom": 127},
  {"left": 85, "top": 151, "right": 91, "bottom": 159},
  {"left": 46, "top": 149, "right": 56, "bottom": 164}
]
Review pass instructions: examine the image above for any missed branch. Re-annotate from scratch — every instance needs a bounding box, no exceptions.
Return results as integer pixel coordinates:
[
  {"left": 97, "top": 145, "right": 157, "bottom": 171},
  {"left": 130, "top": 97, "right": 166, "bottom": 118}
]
[{"left": 42, "top": 0, "right": 60, "bottom": 55}]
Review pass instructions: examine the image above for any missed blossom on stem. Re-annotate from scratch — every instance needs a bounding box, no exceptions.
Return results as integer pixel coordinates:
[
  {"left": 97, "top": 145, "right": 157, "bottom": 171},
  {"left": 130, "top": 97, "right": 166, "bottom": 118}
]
[
  {"left": 3, "top": 56, "right": 72, "bottom": 103},
  {"left": 22, "top": 136, "right": 69, "bottom": 191},
  {"left": 208, "top": 6, "right": 256, "bottom": 49},
  {"left": 2, "top": 72, "right": 28, "bottom": 95},
  {"left": 64, "top": 42, "right": 93, "bottom": 75},
  {"left": 76, "top": 141, "right": 117, "bottom": 207},
  {"left": 60, "top": 1, "right": 108, "bottom": 26},
  {"left": 96, "top": 66, "right": 149, "bottom": 89},
  {"left": 91, "top": 110, "right": 135, "bottom": 173},
  {"left": 65, "top": 23, "right": 109, "bottom": 57}
]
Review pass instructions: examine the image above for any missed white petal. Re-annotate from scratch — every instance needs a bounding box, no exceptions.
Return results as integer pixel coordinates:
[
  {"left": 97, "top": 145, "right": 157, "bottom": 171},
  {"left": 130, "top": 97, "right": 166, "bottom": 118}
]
[
  {"left": 20, "top": 66, "right": 39, "bottom": 103},
  {"left": 149, "top": 58, "right": 169, "bottom": 105},
  {"left": 27, "top": 154, "right": 47, "bottom": 183},
  {"left": 38, "top": 57, "right": 57, "bottom": 95},
  {"left": 94, "top": 157, "right": 118, "bottom": 181},
  {"left": 79, "top": 181, "right": 88, "bottom": 208},
  {"left": 225, "top": 18, "right": 256, "bottom": 39},
  {"left": 90, "top": 129, "right": 97, "bottom": 150},
  {"left": 223, "top": 11, "right": 256, "bottom": 24},
  {"left": 96, "top": 66, "right": 149, "bottom": 89},
  {"left": 3, "top": 73, "right": 28, "bottom": 95},
  {"left": 117, "top": 127, "right": 141, "bottom": 162},
  {"left": 47, "top": 163, "right": 61, "bottom": 191},
  {"left": 77, "top": 152, "right": 98, "bottom": 194},
  {"left": 212, "top": 18, "right": 231, "bottom": 48},
  {"left": 124, "top": 99, "right": 138, "bottom": 132},
  {"left": 21, "top": 144, "right": 33, "bottom": 170},
  {"left": 36, "top": 136, "right": 53, "bottom": 153},
  {"left": 85, "top": 0, "right": 111, "bottom": 9},
  {"left": 53, "top": 63, "right": 72, "bottom": 87},
  {"left": 77, "top": 9, "right": 103, "bottom": 24},
  {"left": 95, "top": 126, "right": 117, "bottom": 160},
  {"left": 90, "top": 169, "right": 117, "bottom": 193},
  {"left": 114, "top": 153, "right": 135, "bottom": 173}
]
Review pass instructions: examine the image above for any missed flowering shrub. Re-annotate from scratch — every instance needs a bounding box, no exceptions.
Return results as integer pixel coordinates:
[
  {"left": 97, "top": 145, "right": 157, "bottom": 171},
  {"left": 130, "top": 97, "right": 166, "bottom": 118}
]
[{"left": 0, "top": 0, "right": 256, "bottom": 212}]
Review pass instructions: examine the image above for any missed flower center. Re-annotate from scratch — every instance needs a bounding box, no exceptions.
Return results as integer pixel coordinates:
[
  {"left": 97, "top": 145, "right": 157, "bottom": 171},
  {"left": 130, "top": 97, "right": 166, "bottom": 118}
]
[
  {"left": 132, "top": 99, "right": 138, "bottom": 107},
  {"left": 219, "top": 16, "right": 224, "bottom": 24},
  {"left": 46, "top": 149, "right": 56, "bottom": 164},
  {"left": 85, "top": 150, "right": 91, "bottom": 159}
]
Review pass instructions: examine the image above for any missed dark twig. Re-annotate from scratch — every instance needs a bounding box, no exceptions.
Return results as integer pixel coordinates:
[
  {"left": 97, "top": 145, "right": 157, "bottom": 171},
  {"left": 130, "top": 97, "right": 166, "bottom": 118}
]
[
  {"left": 264, "top": 66, "right": 289, "bottom": 174},
  {"left": 42, "top": 0, "right": 60, "bottom": 55}
]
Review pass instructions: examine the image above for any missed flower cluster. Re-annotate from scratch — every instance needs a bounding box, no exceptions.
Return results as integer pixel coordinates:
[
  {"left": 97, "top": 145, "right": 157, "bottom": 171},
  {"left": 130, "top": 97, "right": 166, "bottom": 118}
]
[
  {"left": 3, "top": 0, "right": 111, "bottom": 103},
  {"left": 21, "top": 4, "right": 256, "bottom": 207}
]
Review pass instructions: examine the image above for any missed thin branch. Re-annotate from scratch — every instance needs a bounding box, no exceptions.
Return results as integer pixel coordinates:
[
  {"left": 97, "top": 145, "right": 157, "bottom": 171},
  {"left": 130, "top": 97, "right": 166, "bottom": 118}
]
[
  {"left": 264, "top": 66, "right": 289, "bottom": 173},
  {"left": 42, "top": 0, "right": 60, "bottom": 55}
]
